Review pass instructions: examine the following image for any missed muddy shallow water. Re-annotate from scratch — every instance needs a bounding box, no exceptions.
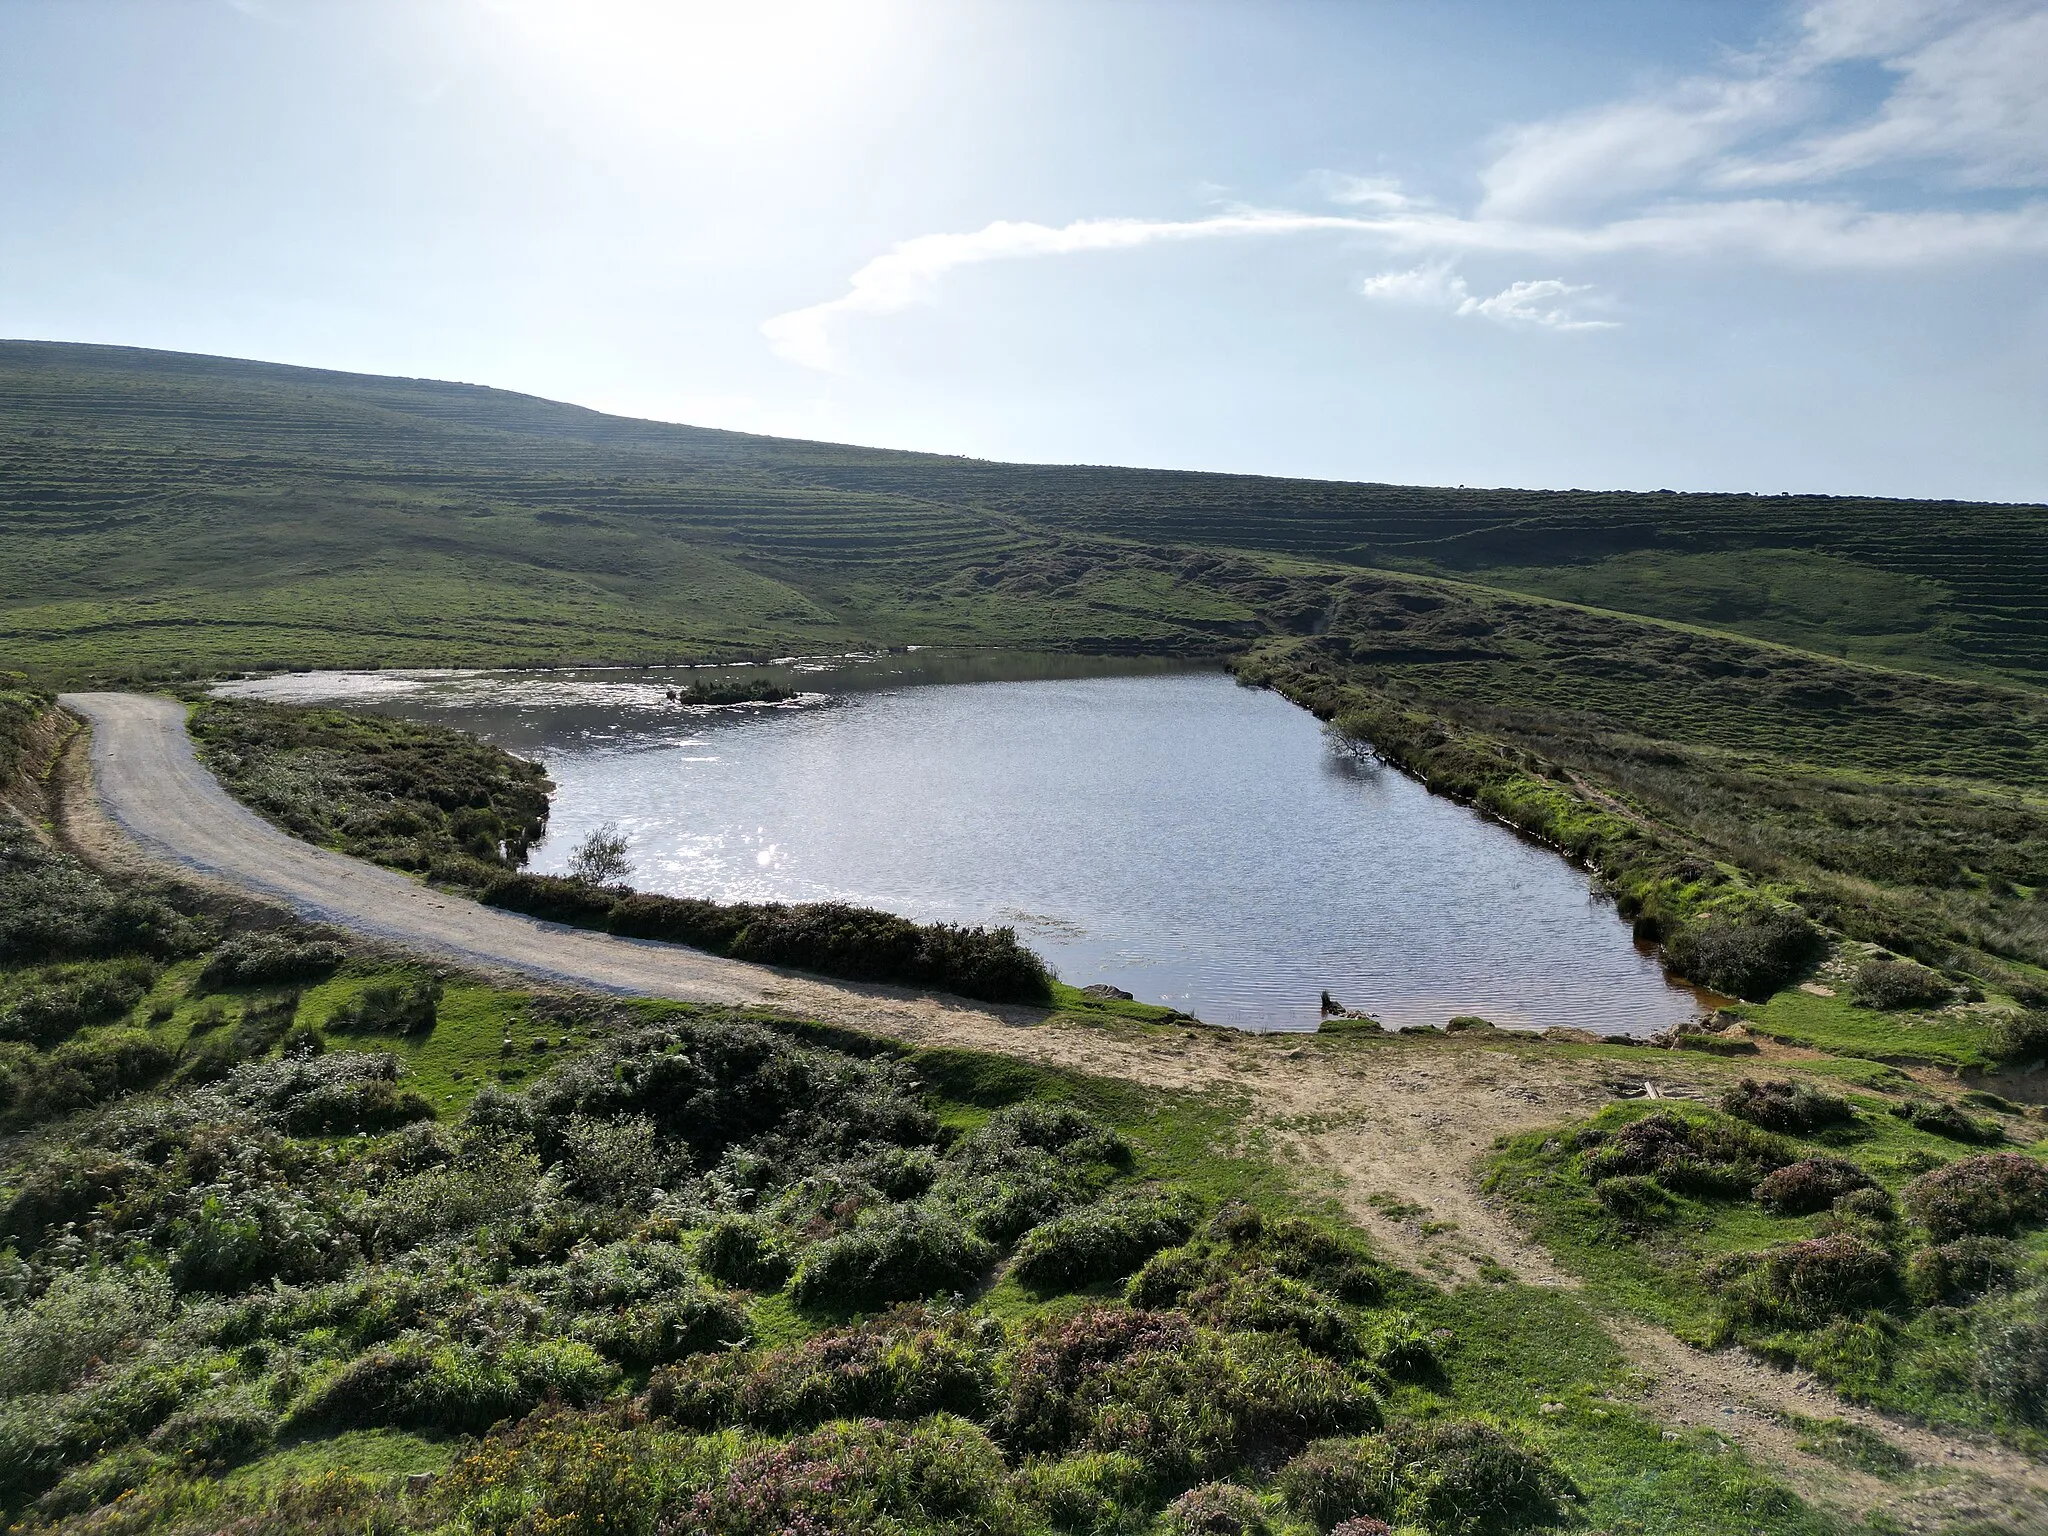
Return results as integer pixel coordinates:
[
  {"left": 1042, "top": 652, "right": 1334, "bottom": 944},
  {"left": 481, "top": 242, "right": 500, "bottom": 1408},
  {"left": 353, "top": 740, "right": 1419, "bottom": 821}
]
[{"left": 219, "top": 654, "right": 1706, "bottom": 1034}]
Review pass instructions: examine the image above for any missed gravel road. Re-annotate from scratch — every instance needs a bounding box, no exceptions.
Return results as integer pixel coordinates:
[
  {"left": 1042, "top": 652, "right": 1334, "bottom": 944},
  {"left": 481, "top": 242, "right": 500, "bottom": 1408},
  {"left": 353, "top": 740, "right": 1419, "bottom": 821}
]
[{"left": 57, "top": 691, "right": 1009, "bottom": 1025}]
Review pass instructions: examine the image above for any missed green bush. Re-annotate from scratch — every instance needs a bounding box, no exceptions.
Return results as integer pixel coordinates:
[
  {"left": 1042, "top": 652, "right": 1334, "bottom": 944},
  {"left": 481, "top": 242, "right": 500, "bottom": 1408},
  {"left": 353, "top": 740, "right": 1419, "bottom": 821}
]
[
  {"left": 0, "top": 959, "right": 158, "bottom": 1048},
  {"left": 0, "top": 830, "right": 201, "bottom": 964},
  {"left": 146, "top": 1393, "right": 275, "bottom": 1468},
  {"left": 1594, "top": 1174, "right": 1677, "bottom": 1222},
  {"left": 1011, "top": 1452, "right": 1150, "bottom": 1536},
  {"left": 1662, "top": 903, "right": 1818, "bottom": 1000},
  {"left": 196, "top": 932, "right": 345, "bottom": 992},
  {"left": 997, "top": 1307, "right": 1380, "bottom": 1485},
  {"left": 1710, "top": 1233, "right": 1901, "bottom": 1329},
  {"left": 1720, "top": 1077, "right": 1855, "bottom": 1135},
  {"left": 791, "top": 1204, "right": 995, "bottom": 1310},
  {"left": 1978, "top": 1296, "right": 2048, "bottom": 1427},
  {"left": 682, "top": 1413, "right": 1025, "bottom": 1536},
  {"left": 696, "top": 1214, "right": 797, "bottom": 1290},
  {"left": 1579, "top": 1111, "right": 1793, "bottom": 1197},
  {"left": 294, "top": 1335, "right": 616, "bottom": 1434},
  {"left": 1851, "top": 957, "right": 1953, "bottom": 1011},
  {"left": 649, "top": 1308, "right": 998, "bottom": 1432},
  {"left": 30, "top": 1029, "right": 176, "bottom": 1115},
  {"left": 485, "top": 874, "right": 1055, "bottom": 1004},
  {"left": 1382, "top": 1419, "right": 1574, "bottom": 1536},
  {"left": 0, "top": 1147, "right": 143, "bottom": 1247},
  {"left": 1277, "top": 1436, "right": 1397, "bottom": 1530},
  {"left": 1902, "top": 1153, "right": 2048, "bottom": 1241},
  {"left": 1278, "top": 1422, "right": 1569, "bottom": 1536},
  {"left": 1989, "top": 1011, "right": 2048, "bottom": 1066},
  {"left": 1906, "top": 1237, "right": 2021, "bottom": 1305},
  {"left": 1166, "top": 1482, "right": 1269, "bottom": 1535},
  {"left": 0, "top": 1267, "right": 173, "bottom": 1395},
  {"left": 1891, "top": 1098, "right": 2002, "bottom": 1144},
  {"left": 324, "top": 976, "right": 441, "bottom": 1036},
  {"left": 1013, "top": 1191, "right": 1199, "bottom": 1292},
  {"left": 1753, "top": 1157, "right": 1873, "bottom": 1215}
]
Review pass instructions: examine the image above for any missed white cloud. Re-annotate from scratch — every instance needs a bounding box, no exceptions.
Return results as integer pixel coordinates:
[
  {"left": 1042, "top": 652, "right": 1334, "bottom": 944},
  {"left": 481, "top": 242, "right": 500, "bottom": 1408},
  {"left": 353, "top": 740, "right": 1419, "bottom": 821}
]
[
  {"left": 762, "top": 210, "right": 1368, "bottom": 369},
  {"left": 1457, "top": 279, "right": 1616, "bottom": 331},
  {"left": 1725, "top": 6, "right": 2048, "bottom": 187},
  {"left": 761, "top": 0, "right": 2048, "bottom": 369},
  {"left": 1357, "top": 262, "right": 1470, "bottom": 307},
  {"left": 1358, "top": 264, "right": 1616, "bottom": 330}
]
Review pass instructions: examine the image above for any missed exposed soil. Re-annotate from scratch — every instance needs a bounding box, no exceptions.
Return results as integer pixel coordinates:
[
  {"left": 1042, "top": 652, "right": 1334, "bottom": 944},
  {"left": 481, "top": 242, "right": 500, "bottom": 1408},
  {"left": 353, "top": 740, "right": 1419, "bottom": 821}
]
[{"left": 56, "top": 692, "right": 2048, "bottom": 1530}]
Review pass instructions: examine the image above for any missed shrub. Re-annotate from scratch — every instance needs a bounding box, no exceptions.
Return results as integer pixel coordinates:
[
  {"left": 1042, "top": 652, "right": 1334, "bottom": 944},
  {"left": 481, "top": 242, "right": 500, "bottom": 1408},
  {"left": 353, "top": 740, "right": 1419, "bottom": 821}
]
[
  {"left": 1902, "top": 1153, "right": 2048, "bottom": 1241},
  {"left": 295, "top": 1336, "right": 617, "bottom": 1434},
  {"left": 1851, "top": 957, "right": 1953, "bottom": 1011},
  {"left": 1277, "top": 1436, "right": 1397, "bottom": 1530},
  {"left": 1580, "top": 1111, "right": 1793, "bottom": 1197},
  {"left": 571, "top": 1286, "right": 749, "bottom": 1369},
  {"left": 678, "top": 1413, "right": 1024, "bottom": 1536},
  {"left": 0, "top": 960, "right": 158, "bottom": 1048},
  {"left": 1989, "top": 1011, "right": 2048, "bottom": 1066},
  {"left": 649, "top": 1308, "right": 998, "bottom": 1432},
  {"left": 196, "top": 932, "right": 345, "bottom": 992},
  {"left": 1014, "top": 1191, "right": 1199, "bottom": 1291},
  {"left": 696, "top": 1214, "right": 797, "bottom": 1290},
  {"left": 0, "top": 832, "right": 200, "bottom": 963},
  {"left": 1595, "top": 1174, "right": 1677, "bottom": 1222},
  {"left": 1891, "top": 1099, "right": 2002, "bottom": 1144},
  {"left": 1711, "top": 1233, "right": 1901, "bottom": 1329},
  {"left": 996, "top": 1307, "right": 1380, "bottom": 1484},
  {"left": 1754, "top": 1158, "right": 1873, "bottom": 1216},
  {"left": 1978, "top": 1298, "right": 2048, "bottom": 1426},
  {"left": 1663, "top": 904, "right": 1818, "bottom": 1000},
  {"left": 1166, "top": 1482, "right": 1269, "bottom": 1535},
  {"left": 485, "top": 874, "right": 1056, "bottom": 1004},
  {"left": 32, "top": 1029, "right": 176, "bottom": 1114},
  {"left": 1012, "top": 1452, "right": 1150, "bottom": 1535},
  {"left": 1330, "top": 1523, "right": 1395, "bottom": 1536},
  {"left": 1907, "top": 1237, "right": 2021, "bottom": 1305},
  {"left": 1721, "top": 1078, "right": 1856, "bottom": 1135},
  {"left": 147, "top": 1393, "right": 275, "bottom": 1467},
  {"left": 1834, "top": 1187, "right": 1896, "bottom": 1223},
  {"left": 557, "top": 1112, "right": 683, "bottom": 1204},
  {"left": 324, "top": 976, "right": 441, "bottom": 1036},
  {"left": 436, "top": 1406, "right": 673, "bottom": 1536},
  {"left": 791, "top": 1204, "right": 995, "bottom": 1310},
  {"left": 0, "top": 1267, "right": 174, "bottom": 1394},
  {"left": 1180, "top": 1271, "right": 1360, "bottom": 1359},
  {"left": 1384, "top": 1419, "right": 1573, "bottom": 1536},
  {"left": 0, "top": 1148, "right": 143, "bottom": 1247}
]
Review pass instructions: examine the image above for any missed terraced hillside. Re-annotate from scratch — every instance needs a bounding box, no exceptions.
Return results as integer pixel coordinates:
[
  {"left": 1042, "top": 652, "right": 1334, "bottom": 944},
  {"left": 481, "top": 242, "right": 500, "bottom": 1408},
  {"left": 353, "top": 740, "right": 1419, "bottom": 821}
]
[{"left": 2, "top": 340, "right": 2044, "bottom": 684}]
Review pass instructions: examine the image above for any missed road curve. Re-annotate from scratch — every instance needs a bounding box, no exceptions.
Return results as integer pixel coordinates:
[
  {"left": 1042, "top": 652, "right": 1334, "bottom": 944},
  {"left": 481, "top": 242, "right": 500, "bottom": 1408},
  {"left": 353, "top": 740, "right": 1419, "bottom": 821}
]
[{"left": 58, "top": 691, "right": 1024, "bottom": 1024}]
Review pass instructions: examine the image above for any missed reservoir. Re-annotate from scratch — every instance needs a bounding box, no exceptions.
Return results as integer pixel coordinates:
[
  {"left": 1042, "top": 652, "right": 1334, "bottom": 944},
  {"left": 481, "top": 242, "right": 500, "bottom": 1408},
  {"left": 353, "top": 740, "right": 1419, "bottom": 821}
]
[{"left": 218, "top": 654, "right": 1706, "bottom": 1034}]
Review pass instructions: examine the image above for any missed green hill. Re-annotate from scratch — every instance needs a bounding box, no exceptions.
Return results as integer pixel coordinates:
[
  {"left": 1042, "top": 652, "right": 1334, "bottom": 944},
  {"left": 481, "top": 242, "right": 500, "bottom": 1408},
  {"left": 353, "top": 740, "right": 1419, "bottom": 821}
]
[{"left": 3, "top": 340, "right": 2044, "bottom": 685}]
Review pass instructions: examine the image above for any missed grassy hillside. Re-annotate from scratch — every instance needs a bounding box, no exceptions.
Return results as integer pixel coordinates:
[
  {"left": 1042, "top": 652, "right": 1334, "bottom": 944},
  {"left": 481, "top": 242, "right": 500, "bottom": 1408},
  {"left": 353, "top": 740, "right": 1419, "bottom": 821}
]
[{"left": 2, "top": 340, "right": 2045, "bottom": 686}]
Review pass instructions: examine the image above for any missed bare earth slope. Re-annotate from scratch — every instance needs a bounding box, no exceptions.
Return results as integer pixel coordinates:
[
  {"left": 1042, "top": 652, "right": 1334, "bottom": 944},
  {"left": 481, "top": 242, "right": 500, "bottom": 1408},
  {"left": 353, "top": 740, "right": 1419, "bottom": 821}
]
[{"left": 57, "top": 691, "right": 2048, "bottom": 1530}]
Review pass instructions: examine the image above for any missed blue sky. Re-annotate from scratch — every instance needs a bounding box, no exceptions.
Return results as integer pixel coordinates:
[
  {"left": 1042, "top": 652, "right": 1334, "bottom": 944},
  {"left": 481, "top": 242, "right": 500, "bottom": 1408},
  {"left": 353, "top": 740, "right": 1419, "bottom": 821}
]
[{"left": 2, "top": 0, "right": 2044, "bottom": 499}]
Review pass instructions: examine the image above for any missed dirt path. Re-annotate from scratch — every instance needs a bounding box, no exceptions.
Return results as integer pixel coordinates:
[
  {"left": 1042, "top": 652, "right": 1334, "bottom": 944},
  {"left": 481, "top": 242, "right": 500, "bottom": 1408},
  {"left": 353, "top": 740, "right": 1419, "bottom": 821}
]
[{"left": 57, "top": 693, "right": 2048, "bottom": 1529}]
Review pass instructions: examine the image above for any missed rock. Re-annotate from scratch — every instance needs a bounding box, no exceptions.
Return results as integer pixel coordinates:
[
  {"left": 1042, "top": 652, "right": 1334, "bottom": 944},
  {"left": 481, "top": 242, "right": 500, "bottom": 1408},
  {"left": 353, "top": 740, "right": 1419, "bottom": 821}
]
[
  {"left": 1080, "top": 983, "right": 1135, "bottom": 1001},
  {"left": 1542, "top": 1027, "right": 1601, "bottom": 1043},
  {"left": 1446, "top": 1015, "right": 1496, "bottom": 1032}
]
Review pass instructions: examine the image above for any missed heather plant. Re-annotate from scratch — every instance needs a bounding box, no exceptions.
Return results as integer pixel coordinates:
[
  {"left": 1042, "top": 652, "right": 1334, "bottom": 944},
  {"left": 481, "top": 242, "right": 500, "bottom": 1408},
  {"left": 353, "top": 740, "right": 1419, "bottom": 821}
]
[
  {"left": 1578, "top": 1110, "right": 1795, "bottom": 1197},
  {"left": 1709, "top": 1233, "right": 1902, "bottom": 1330},
  {"left": 1902, "top": 1153, "right": 2048, "bottom": 1241},
  {"left": 196, "top": 932, "right": 345, "bottom": 992},
  {"left": 1720, "top": 1077, "right": 1856, "bottom": 1136},
  {"left": 1851, "top": 957, "right": 1953, "bottom": 1010},
  {"left": 1013, "top": 1189, "right": 1198, "bottom": 1292},
  {"left": 649, "top": 1308, "right": 1000, "bottom": 1433},
  {"left": 324, "top": 975, "right": 441, "bottom": 1036},
  {"left": 1754, "top": 1157, "right": 1874, "bottom": 1215}
]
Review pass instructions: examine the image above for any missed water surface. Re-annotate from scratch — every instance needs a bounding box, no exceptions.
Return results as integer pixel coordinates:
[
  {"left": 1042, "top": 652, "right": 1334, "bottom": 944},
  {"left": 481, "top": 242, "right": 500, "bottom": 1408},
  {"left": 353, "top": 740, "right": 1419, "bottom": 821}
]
[{"left": 220, "top": 655, "right": 1704, "bottom": 1034}]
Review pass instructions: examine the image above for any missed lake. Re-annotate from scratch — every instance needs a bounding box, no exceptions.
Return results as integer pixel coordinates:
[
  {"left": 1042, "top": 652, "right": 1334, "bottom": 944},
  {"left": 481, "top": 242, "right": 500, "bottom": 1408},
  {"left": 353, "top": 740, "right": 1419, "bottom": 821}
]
[{"left": 217, "top": 654, "right": 1707, "bottom": 1034}]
